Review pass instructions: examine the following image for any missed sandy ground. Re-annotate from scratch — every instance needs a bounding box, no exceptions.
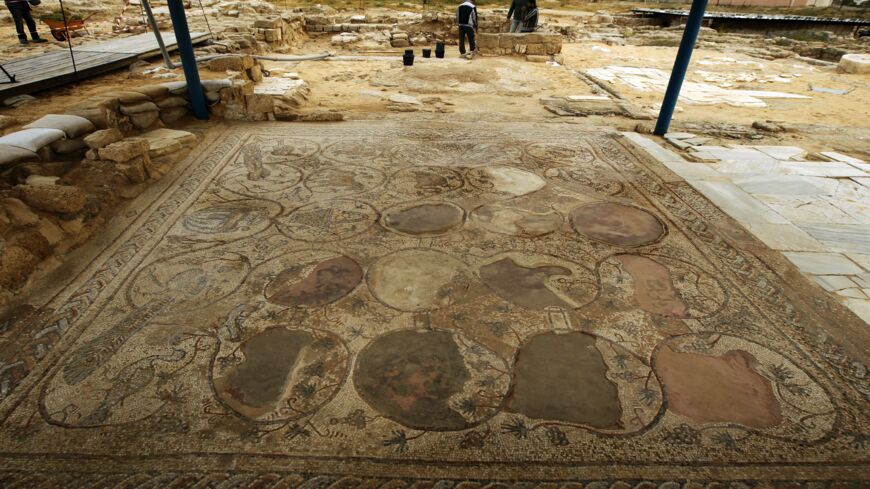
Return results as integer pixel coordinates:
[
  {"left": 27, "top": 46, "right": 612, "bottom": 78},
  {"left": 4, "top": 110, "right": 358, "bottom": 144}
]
[{"left": 1, "top": 4, "right": 869, "bottom": 158}]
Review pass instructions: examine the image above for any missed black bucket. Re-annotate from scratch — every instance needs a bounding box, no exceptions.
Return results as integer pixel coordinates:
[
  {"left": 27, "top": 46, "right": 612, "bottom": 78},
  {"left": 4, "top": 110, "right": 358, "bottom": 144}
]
[
  {"left": 422, "top": 48, "right": 432, "bottom": 58},
  {"left": 435, "top": 42, "right": 445, "bottom": 59},
  {"left": 402, "top": 49, "right": 414, "bottom": 66}
]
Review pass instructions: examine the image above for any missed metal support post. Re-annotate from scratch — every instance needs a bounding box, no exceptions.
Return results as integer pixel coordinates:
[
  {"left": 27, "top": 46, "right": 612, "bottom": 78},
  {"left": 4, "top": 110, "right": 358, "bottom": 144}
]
[
  {"left": 653, "top": 0, "right": 709, "bottom": 136},
  {"left": 167, "top": 0, "right": 209, "bottom": 120},
  {"left": 142, "top": 0, "right": 176, "bottom": 69}
]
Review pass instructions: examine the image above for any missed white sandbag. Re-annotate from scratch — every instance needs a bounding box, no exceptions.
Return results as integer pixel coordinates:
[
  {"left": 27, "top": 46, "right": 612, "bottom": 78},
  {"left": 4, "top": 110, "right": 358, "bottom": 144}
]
[
  {"left": 0, "top": 144, "right": 39, "bottom": 167},
  {"left": 0, "top": 128, "right": 66, "bottom": 152},
  {"left": 24, "top": 114, "right": 95, "bottom": 138}
]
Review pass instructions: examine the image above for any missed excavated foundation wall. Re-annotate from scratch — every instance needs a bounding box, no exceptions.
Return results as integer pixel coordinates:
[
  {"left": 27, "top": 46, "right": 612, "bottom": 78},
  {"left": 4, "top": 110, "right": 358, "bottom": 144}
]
[{"left": 476, "top": 33, "right": 563, "bottom": 56}]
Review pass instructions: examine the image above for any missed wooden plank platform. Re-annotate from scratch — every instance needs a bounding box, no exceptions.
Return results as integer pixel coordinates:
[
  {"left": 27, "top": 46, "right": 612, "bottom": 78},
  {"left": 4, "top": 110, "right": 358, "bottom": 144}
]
[{"left": 0, "top": 31, "right": 210, "bottom": 100}]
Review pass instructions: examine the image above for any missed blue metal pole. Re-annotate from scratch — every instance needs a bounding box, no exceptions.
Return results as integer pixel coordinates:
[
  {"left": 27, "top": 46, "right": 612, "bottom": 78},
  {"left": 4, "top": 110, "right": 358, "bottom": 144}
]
[
  {"left": 167, "top": 0, "right": 208, "bottom": 120},
  {"left": 653, "top": 0, "right": 709, "bottom": 136}
]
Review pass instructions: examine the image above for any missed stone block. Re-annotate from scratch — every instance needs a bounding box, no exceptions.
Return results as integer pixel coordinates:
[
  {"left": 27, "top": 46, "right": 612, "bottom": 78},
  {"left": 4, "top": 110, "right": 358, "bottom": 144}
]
[
  {"left": 249, "top": 64, "right": 264, "bottom": 82},
  {"left": 524, "top": 44, "right": 545, "bottom": 55},
  {"left": 838, "top": 53, "right": 870, "bottom": 74},
  {"left": 246, "top": 94, "right": 275, "bottom": 114},
  {"left": 254, "top": 17, "right": 282, "bottom": 29},
  {"left": 499, "top": 35, "right": 516, "bottom": 49},
  {"left": 208, "top": 55, "right": 255, "bottom": 72},
  {"left": 15, "top": 184, "right": 87, "bottom": 214},
  {"left": 264, "top": 28, "right": 281, "bottom": 42},
  {"left": 99, "top": 138, "right": 150, "bottom": 163},
  {"left": 544, "top": 42, "right": 562, "bottom": 55},
  {"left": 83, "top": 128, "right": 124, "bottom": 150},
  {"left": 477, "top": 33, "right": 499, "bottom": 49},
  {"left": 391, "top": 38, "right": 409, "bottom": 48},
  {"left": 118, "top": 155, "right": 148, "bottom": 183},
  {"left": 1, "top": 197, "right": 39, "bottom": 227}
]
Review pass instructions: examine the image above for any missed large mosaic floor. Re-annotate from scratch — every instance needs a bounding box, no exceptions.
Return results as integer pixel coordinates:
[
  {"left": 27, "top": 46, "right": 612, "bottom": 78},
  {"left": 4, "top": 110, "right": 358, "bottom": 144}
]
[{"left": 0, "top": 122, "right": 868, "bottom": 486}]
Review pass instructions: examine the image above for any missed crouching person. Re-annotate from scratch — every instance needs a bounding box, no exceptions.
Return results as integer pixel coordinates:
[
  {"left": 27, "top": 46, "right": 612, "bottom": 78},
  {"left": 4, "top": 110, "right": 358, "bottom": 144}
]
[{"left": 457, "top": 0, "right": 478, "bottom": 58}]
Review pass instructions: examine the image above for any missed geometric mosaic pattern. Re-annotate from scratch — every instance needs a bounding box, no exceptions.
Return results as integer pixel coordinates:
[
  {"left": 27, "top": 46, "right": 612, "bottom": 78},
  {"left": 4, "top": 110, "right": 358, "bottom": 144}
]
[{"left": 0, "top": 122, "right": 867, "bottom": 484}]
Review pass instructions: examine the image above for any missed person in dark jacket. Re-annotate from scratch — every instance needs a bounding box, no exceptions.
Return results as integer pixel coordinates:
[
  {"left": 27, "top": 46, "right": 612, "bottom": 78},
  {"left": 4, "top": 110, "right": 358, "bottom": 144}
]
[
  {"left": 506, "top": 0, "right": 528, "bottom": 33},
  {"left": 4, "top": 0, "right": 48, "bottom": 45},
  {"left": 456, "top": 0, "right": 478, "bottom": 57},
  {"left": 520, "top": 0, "right": 538, "bottom": 33}
]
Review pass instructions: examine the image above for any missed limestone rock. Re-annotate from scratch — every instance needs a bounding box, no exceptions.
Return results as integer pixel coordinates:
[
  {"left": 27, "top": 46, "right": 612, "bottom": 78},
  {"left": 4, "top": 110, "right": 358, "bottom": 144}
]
[
  {"left": 389, "top": 94, "right": 420, "bottom": 105},
  {"left": 208, "top": 55, "right": 255, "bottom": 72},
  {"left": 246, "top": 93, "right": 275, "bottom": 114},
  {"left": 1, "top": 197, "right": 39, "bottom": 227},
  {"left": 99, "top": 138, "right": 150, "bottom": 163},
  {"left": 254, "top": 17, "right": 282, "bottom": 29},
  {"left": 84, "top": 128, "right": 123, "bottom": 150},
  {"left": 0, "top": 245, "right": 39, "bottom": 290},
  {"left": 24, "top": 175, "right": 59, "bottom": 186},
  {"left": 332, "top": 33, "right": 360, "bottom": 45},
  {"left": 37, "top": 219, "right": 65, "bottom": 247},
  {"left": 118, "top": 155, "right": 149, "bottom": 183},
  {"left": 838, "top": 53, "right": 870, "bottom": 74},
  {"left": 15, "top": 184, "right": 87, "bottom": 214},
  {"left": 141, "top": 128, "right": 198, "bottom": 158}
]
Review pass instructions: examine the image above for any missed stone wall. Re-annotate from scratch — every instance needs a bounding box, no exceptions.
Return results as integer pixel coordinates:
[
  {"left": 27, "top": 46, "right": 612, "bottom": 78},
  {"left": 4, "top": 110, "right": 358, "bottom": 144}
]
[{"left": 476, "top": 33, "right": 563, "bottom": 56}]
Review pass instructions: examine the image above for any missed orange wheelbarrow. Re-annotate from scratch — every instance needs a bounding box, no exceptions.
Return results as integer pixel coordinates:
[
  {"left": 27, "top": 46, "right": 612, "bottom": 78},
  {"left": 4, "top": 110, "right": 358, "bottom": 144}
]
[{"left": 42, "top": 13, "right": 94, "bottom": 42}]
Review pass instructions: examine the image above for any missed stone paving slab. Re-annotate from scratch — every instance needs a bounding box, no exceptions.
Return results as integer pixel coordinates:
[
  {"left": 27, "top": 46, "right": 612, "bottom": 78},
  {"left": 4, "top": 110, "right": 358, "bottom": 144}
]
[
  {"left": 625, "top": 132, "right": 870, "bottom": 325},
  {"left": 0, "top": 123, "right": 867, "bottom": 485}
]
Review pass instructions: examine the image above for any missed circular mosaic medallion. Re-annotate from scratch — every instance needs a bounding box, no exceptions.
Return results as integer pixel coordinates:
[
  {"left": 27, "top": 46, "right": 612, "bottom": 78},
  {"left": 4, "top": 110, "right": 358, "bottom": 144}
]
[
  {"left": 276, "top": 199, "right": 378, "bottom": 242},
  {"left": 212, "top": 327, "right": 349, "bottom": 423},
  {"left": 389, "top": 142, "right": 467, "bottom": 167},
  {"left": 525, "top": 142, "right": 594, "bottom": 164},
  {"left": 354, "top": 328, "right": 510, "bottom": 431},
  {"left": 507, "top": 330, "right": 662, "bottom": 434},
  {"left": 477, "top": 252, "right": 597, "bottom": 310},
  {"left": 598, "top": 253, "right": 728, "bottom": 319},
  {"left": 367, "top": 249, "right": 474, "bottom": 312},
  {"left": 382, "top": 202, "right": 465, "bottom": 237},
  {"left": 462, "top": 142, "right": 524, "bottom": 166},
  {"left": 389, "top": 166, "right": 464, "bottom": 197},
  {"left": 466, "top": 166, "right": 547, "bottom": 197},
  {"left": 304, "top": 166, "right": 386, "bottom": 197},
  {"left": 127, "top": 251, "right": 250, "bottom": 312},
  {"left": 267, "top": 138, "right": 320, "bottom": 161},
  {"left": 470, "top": 202, "right": 562, "bottom": 237},
  {"left": 570, "top": 202, "right": 665, "bottom": 247},
  {"left": 655, "top": 333, "right": 835, "bottom": 441},
  {"left": 321, "top": 140, "right": 383, "bottom": 163},
  {"left": 174, "top": 201, "right": 277, "bottom": 241},
  {"left": 250, "top": 250, "right": 363, "bottom": 308},
  {"left": 218, "top": 164, "right": 303, "bottom": 196}
]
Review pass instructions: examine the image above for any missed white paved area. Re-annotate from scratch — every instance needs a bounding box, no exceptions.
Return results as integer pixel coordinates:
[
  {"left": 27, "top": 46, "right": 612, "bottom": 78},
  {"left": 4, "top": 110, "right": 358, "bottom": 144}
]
[{"left": 624, "top": 132, "right": 870, "bottom": 324}]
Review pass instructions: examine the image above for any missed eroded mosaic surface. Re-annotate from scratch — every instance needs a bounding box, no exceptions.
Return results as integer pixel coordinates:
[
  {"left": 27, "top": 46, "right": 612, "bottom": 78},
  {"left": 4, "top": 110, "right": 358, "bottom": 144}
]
[{"left": 0, "top": 122, "right": 867, "bottom": 483}]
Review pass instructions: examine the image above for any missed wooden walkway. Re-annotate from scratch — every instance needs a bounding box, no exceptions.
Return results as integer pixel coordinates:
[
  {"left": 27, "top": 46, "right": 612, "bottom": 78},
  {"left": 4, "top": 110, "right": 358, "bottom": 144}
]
[{"left": 0, "top": 31, "right": 210, "bottom": 100}]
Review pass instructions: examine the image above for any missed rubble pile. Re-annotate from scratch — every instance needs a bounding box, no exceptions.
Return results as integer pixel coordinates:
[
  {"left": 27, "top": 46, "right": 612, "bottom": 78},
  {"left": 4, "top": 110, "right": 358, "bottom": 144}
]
[{"left": 205, "top": 55, "right": 310, "bottom": 121}]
